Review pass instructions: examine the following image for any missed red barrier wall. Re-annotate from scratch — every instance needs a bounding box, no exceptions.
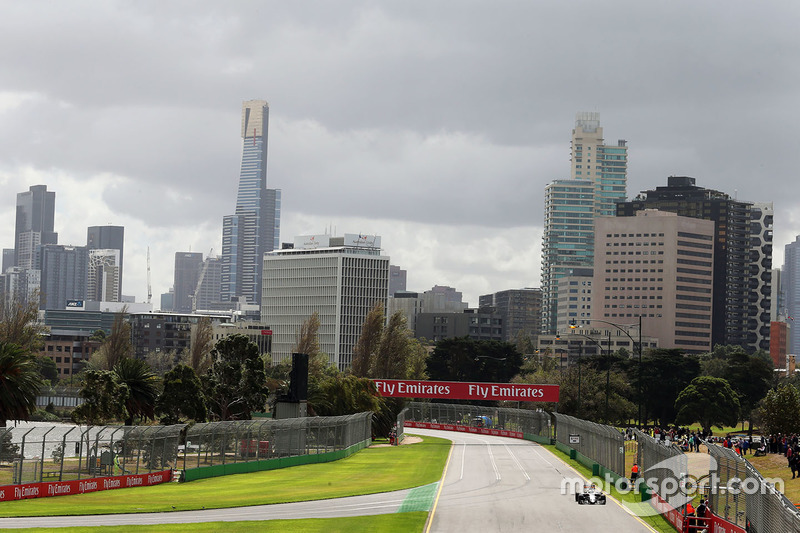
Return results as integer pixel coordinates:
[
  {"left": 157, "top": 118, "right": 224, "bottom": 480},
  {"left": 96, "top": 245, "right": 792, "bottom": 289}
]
[
  {"left": 405, "top": 420, "right": 523, "bottom": 439},
  {"left": 649, "top": 490, "right": 747, "bottom": 533},
  {"left": 0, "top": 469, "right": 172, "bottom": 502}
]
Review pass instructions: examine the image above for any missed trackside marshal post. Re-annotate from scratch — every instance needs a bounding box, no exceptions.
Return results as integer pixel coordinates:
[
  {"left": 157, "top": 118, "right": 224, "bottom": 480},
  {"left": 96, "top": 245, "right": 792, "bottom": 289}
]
[{"left": 372, "top": 379, "right": 559, "bottom": 402}]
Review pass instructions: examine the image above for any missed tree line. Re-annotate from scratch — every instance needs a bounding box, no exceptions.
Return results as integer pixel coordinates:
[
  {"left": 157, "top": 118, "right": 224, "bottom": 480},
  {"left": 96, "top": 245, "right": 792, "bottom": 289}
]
[{"left": 1, "top": 295, "right": 796, "bottom": 437}]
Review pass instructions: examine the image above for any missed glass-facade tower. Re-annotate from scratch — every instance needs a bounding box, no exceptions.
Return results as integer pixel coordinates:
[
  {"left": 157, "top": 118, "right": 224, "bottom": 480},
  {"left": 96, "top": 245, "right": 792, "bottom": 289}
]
[
  {"left": 221, "top": 100, "right": 281, "bottom": 305},
  {"left": 541, "top": 113, "right": 627, "bottom": 334},
  {"left": 785, "top": 237, "right": 800, "bottom": 355}
]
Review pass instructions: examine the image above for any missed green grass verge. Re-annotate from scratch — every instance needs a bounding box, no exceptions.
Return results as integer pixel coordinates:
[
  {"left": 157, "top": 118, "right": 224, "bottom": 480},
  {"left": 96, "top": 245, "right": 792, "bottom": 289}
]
[
  {"left": 2, "top": 513, "right": 429, "bottom": 533},
  {"left": 0, "top": 436, "right": 451, "bottom": 518},
  {"left": 541, "top": 444, "right": 676, "bottom": 533}
]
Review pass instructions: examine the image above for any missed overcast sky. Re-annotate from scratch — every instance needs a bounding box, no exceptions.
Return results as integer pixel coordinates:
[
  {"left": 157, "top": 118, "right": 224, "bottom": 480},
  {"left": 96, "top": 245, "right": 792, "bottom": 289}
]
[{"left": 1, "top": 1, "right": 799, "bottom": 307}]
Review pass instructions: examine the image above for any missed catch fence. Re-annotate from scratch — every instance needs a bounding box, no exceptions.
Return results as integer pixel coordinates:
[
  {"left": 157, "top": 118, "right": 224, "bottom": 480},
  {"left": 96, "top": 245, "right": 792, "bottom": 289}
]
[
  {"left": 0, "top": 423, "right": 182, "bottom": 486},
  {"left": 401, "top": 402, "right": 550, "bottom": 442},
  {"left": 553, "top": 412, "right": 625, "bottom": 479},
  {"left": 633, "top": 429, "right": 691, "bottom": 502},
  {"left": 0, "top": 413, "right": 372, "bottom": 486},
  {"left": 707, "top": 443, "right": 800, "bottom": 533}
]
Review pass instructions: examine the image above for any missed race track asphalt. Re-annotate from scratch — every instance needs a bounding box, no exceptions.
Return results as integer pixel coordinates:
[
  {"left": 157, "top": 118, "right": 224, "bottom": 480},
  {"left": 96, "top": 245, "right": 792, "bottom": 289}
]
[{"left": 0, "top": 429, "right": 656, "bottom": 532}]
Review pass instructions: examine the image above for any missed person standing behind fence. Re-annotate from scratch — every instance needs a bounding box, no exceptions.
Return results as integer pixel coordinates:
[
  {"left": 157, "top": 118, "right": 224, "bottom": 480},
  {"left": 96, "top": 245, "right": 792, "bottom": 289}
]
[{"left": 696, "top": 499, "right": 708, "bottom": 529}]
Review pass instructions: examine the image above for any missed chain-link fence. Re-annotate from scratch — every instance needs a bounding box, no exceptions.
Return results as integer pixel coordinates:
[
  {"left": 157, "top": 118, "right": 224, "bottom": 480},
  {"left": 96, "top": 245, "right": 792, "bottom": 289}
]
[
  {"left": 707, "top": 443, "right": 800, "bottom": 533},
  {"left": 395, "top": 407, "right": 405, "bottom": 444},
  {"left": 0, "top": 413, "right": 372, "bottom": 486},
  {"left": 0, "top": 423, "right": 183, "bottom": 485},
  {"left": 179, "top": 413, "right": 372, "bottom": 472},
  {"left": 402, "top": 402, "right": 551, "bottom": 442},
  {"left": 553, "top": 412, "right": 625, "bottom": 478},
  {"left": 633, "top": 429, "right": 687, "bottom": 507}
]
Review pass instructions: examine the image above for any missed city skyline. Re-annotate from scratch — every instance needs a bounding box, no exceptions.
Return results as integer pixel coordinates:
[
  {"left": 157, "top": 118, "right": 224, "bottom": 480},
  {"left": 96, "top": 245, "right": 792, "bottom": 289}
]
[{"left": 1, "top": 3, "right": 799, "bottom": 306}]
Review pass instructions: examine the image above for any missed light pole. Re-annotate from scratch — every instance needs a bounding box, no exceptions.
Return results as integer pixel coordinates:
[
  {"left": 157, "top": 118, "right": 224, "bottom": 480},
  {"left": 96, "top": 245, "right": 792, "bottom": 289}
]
[
  {"left": 572, "top": 331, "right": 612, "bottom": 423},
  {"left": 475, "top": 355, "right": 507, "bottom": 383},
  {"left": 570, "top": 316, "right": 643, "bottom": 426}
]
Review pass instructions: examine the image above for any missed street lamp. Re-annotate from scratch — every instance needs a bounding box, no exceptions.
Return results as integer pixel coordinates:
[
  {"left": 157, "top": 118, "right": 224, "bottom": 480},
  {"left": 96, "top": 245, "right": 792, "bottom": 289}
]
[
  {"left": 572, "top": 330, "right": 614, "bottom": 424},
  {"left": 475, "top": 355, "right": 507, "bottom": 383},
  {"left": 570, "top": 316, "right": 643, "bottom": 426}
]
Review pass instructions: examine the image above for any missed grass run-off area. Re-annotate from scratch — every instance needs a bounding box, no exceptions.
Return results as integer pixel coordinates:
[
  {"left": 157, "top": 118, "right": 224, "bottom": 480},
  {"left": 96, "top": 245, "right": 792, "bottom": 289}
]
[
  {"left": 748, "top": 452, "right": 800, "bottom": 504},
  {"left": 0, "top": 435, "right": 451, "bottom": 518},
  {"left": 0, "top": 514, "right": 430, "bottom": 533}
]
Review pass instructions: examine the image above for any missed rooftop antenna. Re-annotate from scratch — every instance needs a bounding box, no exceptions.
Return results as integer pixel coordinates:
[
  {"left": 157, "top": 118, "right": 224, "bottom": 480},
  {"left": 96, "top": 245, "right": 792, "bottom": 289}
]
[{"left": 146, "top": 246, "right": 152, "bottom": 304}]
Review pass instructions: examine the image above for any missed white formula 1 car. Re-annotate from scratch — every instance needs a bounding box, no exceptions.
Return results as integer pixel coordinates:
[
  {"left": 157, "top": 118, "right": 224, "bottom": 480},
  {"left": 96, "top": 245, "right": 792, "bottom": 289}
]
[{"left": 575, "top": 483, "right": 607, "bottom": 505}]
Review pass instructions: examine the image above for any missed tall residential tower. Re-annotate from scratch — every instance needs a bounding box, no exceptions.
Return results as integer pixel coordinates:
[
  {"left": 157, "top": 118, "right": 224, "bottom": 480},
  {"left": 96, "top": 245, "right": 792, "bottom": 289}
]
[
  {"left": 541, "top": 113, "right": 627, "bottom": 334},
  {"left": 221, "top": 100, "right": 281, "bottom": 306},
  {"left": 15, "top": 185, "right": 58, "bottom": 269},
  {"left": 784, "top": 236, "right": 800, "bottom": 355},
  {"left": 617, "top": 176, "right": 773, "bottom": 352},
  {"left": 87, "top": 225, "right": 124, "bottom": 301}
]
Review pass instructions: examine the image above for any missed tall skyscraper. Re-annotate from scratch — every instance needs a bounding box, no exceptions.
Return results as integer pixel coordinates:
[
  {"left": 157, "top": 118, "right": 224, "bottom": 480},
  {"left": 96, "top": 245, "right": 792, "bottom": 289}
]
[
  {"left": 594, "top": 210, "right": 716, "bottom": 354},
  {"left": 617, "top": 176, "right": 773, "bottom": 352},
  {"left": 87, "top": 249, "right": 120, "bottom": 302},
  {"left": 541, "top": 113, "right": 627, "bottom": 334},
  {"left": 173, "top": 252, "right": 204, "bottom": 313},
  {"left": 221, "top": 100, "right": 281, "bottom": 306},
  {"left": 87, "top": 226, "right": 124, "bottom": 301},
  {"left": 36, "top": 244, "right": 88, "bottom": 310},
  {"left": 193, "top": 255, "right": 222, "bottom": 311},
  {"left": 2, "top": 249, "right": 14, "bottom": 274},
  {"left": 479, "top": 288, "right": 542, "bottom": 343},
  {"left": 261, "top": 234, "right": 389, "bottom": 370},
  {"left": 15, "top": 185, "right": 58, "bottom": 269},
  {"left": 784, "top": 236, "right": 800, "bottom": 355}
]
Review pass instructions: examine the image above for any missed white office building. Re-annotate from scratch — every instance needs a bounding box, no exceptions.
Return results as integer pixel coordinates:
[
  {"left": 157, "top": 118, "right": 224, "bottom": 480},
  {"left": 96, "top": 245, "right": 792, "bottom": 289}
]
[{"left": 261, "top": 234, "right": 389, "bottom": 370}]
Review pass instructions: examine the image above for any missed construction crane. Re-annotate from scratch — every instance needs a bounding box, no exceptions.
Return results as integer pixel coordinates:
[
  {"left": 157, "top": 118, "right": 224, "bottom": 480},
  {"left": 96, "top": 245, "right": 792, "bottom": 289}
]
[{"left": 146, "top": 246, "right": 152, "bottom": 304}]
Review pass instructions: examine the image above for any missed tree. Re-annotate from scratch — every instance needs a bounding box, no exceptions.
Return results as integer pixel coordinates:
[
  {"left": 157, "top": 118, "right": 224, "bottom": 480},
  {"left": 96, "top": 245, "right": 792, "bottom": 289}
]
[
  {"left": 514, "top": 330, "right": 536, "bottom": 359},
  {"left": 294, "top": 312, "right": 322, "bottom": 361},
  {"left": 156, "top": 364, "right": 206, "bottom": 425},
  {"left": 184, "top": 316, "right": 214, "bottom": 374},
  {"left": 145, "top": 349, "right": 181, "bottom": 377},
  {"left": 89, "top": 310, "right": 132, "bottom": 370},
  {"left": 71, "top": 370, "right": 130, "bottom": 425},
  {"left": 551, "top": 364, "right": 636, "bottom": 424},
  {"left": 674, "top": 376, "right": 740, "bottom": 434},
  {"left": 114, "top": 357, "right": 159, "bottom": 426},
  {"left": 309, "top": 374, "right": 385, "bottom": 416},
  {"left": 35, "top": 355, "right": 59, "bottom": 384},
  {"left": 89, "top": 330, "right": 107, "bottom": 343},
  {"left": 700, "top": 344, "right": 772, "bottom": 432},
  {"left": 427, "top": 337, "right": 523, "bottom": 383},
  {"left": 350, "top": 302, "right": 384, "bottom": 377},
  {"left": 625, "top": 349, "right": 700, "bottom": 426},
  {"left": 406, "top": 338, "right": 429, "bottom": 380},
  {"left": 372, "top": 311, "right": 413, "bottom": 379},
  {"left": 756, "top": 384, "right": 800, "bottom": 436},
  {"left": 0, "top": 295, "right": 45, "bottom": 353},
  {"left": 204, "top": 335, "right": 269, "bottom": 421},
  {"left": 0, "top": 342, "right": 44, "bottom": 427}
]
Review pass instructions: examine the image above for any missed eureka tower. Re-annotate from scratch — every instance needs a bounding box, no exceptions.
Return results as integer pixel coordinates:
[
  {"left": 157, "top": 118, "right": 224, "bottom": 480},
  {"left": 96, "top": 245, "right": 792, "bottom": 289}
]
[{"left": 221, "top": 100, "right": 281, "bottom": 305}]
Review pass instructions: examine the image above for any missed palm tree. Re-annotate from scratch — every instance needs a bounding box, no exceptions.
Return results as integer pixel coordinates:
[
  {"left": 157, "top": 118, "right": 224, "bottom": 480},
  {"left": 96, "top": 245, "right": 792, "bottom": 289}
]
[
  {"left": 0, "top": 342, "right": 44, "bottom": 427},
  {"left": 113, "top": 357, "right": 160, "bottom": 426}
]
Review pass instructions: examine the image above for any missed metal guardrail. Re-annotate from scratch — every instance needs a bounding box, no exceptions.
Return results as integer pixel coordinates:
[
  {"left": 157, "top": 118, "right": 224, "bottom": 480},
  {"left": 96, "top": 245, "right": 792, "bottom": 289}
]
[
  {"left": 401, "top": 402, "right": 550, "bottom": 441},
  {"left": 0, "top": 413, "right": 373, "bottom": 486},
  {"left": 707, "top": 443, "right": 800, "bottom": 533},
  {"left": 554, "top": 412, "right": 625, "bottom": 478}
]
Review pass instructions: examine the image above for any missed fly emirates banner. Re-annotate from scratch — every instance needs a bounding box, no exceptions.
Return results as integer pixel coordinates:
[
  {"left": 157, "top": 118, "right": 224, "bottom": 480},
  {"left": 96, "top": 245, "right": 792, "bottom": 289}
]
[{"left": 372, "top": 379, "right": 559, "bottom": 402}]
